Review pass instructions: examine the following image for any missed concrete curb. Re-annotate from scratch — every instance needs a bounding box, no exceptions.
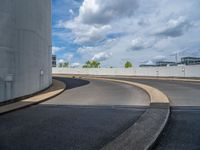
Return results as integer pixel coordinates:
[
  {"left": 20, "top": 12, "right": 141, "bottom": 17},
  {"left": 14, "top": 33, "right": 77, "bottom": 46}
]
[
  {"left": 115, "top": 76, "right": 200, "bottom": 83},
  {"left": 83, "top": 77, "right": 170, "bottom": 150},
  {"left": 0, "top": 79, "right": 66, "bottom": 115}
]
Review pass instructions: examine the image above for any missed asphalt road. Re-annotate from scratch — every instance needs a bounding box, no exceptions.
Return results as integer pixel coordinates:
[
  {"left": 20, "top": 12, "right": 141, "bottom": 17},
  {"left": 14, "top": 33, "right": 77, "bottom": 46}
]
[
  {"left": 113, "top": 77, "right": 200, "bottom": 150},
  {"left": 45, "top": 78, "right": 149, "bottom": 106},
  {"left": 0, "top": 77, "right": 149, "bottom": 150}
]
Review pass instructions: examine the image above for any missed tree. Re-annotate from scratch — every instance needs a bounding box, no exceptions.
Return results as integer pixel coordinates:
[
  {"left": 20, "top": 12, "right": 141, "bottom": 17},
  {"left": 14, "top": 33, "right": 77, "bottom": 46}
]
[
  {"left": 82, "top": 60, "right": 101, "bottom": 68},
  {"left": 63, "top": 62, "right": 69, "bottom": 68},
  {"left": 124, "top": 61, "right": 133, "bottom": 68},
  {"left": 91, "top": 60, "right": 100, "bottom": 68},
  {"left": 58, "top": 63, "right": 63, "bottom": 68}
]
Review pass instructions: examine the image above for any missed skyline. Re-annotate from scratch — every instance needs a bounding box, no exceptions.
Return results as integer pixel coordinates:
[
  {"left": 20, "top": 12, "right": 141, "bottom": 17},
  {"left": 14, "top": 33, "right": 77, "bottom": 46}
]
[{"left": 52, "top": 0, "right": 200, "bottom": 67}]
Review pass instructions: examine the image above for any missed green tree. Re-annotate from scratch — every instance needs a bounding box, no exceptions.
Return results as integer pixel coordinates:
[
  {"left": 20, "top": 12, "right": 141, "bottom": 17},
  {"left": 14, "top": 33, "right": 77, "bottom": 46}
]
[
  {"left": 91, "top": 60, "right": 100, "bottom": 68},
  {"left": 58, "top": 63, "right": 63, "bottom": 68},
  {"left": 82, "top": 60, "right": 101, "bottom": 68},
  {"left": 63, "top": 62, "right": 69, "bottom": 68},
  {"left": 124, "top": 61, "right": 133, "bottom": 68}
]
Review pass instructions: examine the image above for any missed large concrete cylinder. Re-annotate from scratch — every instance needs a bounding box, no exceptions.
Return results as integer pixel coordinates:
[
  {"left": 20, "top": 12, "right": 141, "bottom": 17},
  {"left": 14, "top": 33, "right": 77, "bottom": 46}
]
[{"left": 0, "top": 0, "right": 52, "bottom": 102}]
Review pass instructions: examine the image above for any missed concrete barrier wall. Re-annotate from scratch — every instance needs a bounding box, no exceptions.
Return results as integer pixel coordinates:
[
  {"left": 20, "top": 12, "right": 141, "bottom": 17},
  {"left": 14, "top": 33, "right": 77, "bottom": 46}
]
[
  {"left": 0, "top": 0, "right": 52, "bottom": 102},
  {"left": 52, "top": 65, "right": 200, "bottom": 77}
]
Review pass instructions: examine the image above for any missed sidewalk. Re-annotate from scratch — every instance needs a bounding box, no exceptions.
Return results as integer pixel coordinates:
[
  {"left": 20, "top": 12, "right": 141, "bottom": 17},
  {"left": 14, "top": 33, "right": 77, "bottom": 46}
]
[{"left": 0, "top": 79, "right": 66, "bottom": 114}]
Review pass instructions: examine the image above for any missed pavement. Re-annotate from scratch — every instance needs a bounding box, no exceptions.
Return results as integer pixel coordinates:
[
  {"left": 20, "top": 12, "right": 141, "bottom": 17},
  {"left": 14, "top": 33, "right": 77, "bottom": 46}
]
[
  {"left": 109, "top": 77, "right": 200, "bottom": 150},
  {"left": 0, "top": 77, "right": 148, "bottom": 150},
  {"left": 45, "top": 78, "right": 149, "bottom": 106},
  {"left": 1, "top": 75, "right": 199, "bottom": 150},
  {"left": 84, "top": 77, "right": 170, "bottom": 150},
  {"left": 118, "top": 79, "right": 200, "bottom": 106}
]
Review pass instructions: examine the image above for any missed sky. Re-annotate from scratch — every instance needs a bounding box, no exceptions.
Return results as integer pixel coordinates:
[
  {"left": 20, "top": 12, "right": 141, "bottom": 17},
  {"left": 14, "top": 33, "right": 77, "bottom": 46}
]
[{"left": 52, "top": 0, "right": 200, "bottom": 67}]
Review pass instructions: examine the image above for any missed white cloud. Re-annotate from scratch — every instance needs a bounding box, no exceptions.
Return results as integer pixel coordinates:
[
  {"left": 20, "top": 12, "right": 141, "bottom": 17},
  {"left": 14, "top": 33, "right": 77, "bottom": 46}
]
[
  {"left": 79, "top": 0, "right": 139, "bottom": 24},
  {"left": 58, "top": 59, "right": 65, "bottom": 63},
  {"left": 128, "top": 37, "right": 155, "bottom": 51},
  {"left": 52, "top": 46, "right": 65, "bottom": 54},
  {"left": 66, "top": 54, "right": 74, "bottom": 61},
  {"left": 153, "top": 55, "right": 166, "bottom": 62},
  {"left": 58, "top": 19, "right": 111, "bottom": 44},
  {"left": 155, "top": 16, "right": 192, "bottom": 37},
  {"left": 62, "top": 53, "right": 74, "bottom": 62},
  {"left": 53, "top": 0, "right": 200, "bottom": 66},
  {"left": 70, "top": 62, "right": 81, "bottom": 68},
  {"left": 77, "top": 46, "right": 94, "bottom": 54},
  {"left": 92, "top": 52, "right": 112, "bottom": 61},
  {"left": 69, "top": 9, "right": 74, "bottom": 15},
  {"left": 142, "top": 60, "right": 154, "bottom": 65}
]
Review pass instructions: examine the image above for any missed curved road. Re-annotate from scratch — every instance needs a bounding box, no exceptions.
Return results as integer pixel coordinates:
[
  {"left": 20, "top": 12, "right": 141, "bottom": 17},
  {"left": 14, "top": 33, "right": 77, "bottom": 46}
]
[
  {"left": 113, "top": 77, "right": 200, "bottom": 150},
  {"left": 0, "top": 77, "right": 149, "bottom": 150},
  {"left": 46, "top": 78, "right": 149, "bottom": 106}
]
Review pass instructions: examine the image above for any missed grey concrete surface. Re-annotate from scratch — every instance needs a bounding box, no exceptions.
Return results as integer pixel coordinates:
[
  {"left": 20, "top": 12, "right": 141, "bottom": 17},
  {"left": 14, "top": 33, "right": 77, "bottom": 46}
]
[
  {"left": 0, "top": 0, "right": 52, "bottom": 102},
  {"left": 0, "top": 77, "right": 148, "bottom": 150}
]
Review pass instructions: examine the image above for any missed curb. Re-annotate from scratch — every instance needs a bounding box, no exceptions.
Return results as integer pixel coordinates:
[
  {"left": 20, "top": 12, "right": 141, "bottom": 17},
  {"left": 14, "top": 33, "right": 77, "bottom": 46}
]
[
  {"left": 0, "top": 79, "right": 66, "bottom": 115},
  {"left": 84, "top": 77, "right": 170, "bottom": 150},
  {"left": 116, "top": 76, "right": 200, "bottom": 83}
]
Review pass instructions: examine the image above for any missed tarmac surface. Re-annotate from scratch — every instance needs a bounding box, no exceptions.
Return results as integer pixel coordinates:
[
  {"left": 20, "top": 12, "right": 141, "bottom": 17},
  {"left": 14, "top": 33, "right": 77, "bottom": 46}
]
[
  {"left": 1, "top": 76, "right": 200, "bottom": 150},
  {"left": 113, "top": 77, "right": 200, "bottom": 150},
  {"left": 0, "top": 77, "right": 148, "bottom": 150}
]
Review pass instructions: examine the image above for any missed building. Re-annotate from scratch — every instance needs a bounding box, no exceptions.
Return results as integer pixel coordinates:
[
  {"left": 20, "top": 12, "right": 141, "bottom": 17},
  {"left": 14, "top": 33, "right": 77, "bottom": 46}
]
[
  {"left": 0, "top": 0, "right": 52, "bottom": 102},
  {"left": 181, "top": 57, "right": 200, "bottom": 65},
  {"left": 52, "top": 55, "right": 57, "bottom": 67},
  {"left": 155, "top": 61, "right": 177, "bottom": 67},
  {"left": 139, "top": 64, "right": 156, "bottom": 67}
]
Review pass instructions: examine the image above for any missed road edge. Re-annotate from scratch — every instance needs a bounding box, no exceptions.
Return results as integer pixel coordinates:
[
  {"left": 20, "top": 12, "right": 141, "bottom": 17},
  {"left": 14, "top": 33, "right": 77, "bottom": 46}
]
[
  {"left": 86, "top": 77, "right": 170, "bottom": 150},
  {"left": 0, "top": 79, "right": 66, "bottom": 115}
]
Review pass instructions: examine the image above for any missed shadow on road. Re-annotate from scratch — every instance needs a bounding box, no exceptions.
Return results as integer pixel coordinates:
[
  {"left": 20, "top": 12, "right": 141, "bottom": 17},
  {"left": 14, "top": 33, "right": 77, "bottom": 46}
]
[{"left": 53, "top": 77, "right": 90, "bottom": 90}]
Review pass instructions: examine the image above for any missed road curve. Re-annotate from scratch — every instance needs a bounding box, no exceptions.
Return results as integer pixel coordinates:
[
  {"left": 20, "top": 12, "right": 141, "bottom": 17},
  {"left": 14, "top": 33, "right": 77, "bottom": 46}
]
[
  {"left": 110, "top": 77, "right": 200, "bottom": 150},
  {"left": 0, "top": 77, "right": 149, "bottom": 150},
  {"left": 108, "top": 77, "right": 200, "bottom": 106},
  {"left": 45, "top": 77, "right": 149, "bottom": 106}
]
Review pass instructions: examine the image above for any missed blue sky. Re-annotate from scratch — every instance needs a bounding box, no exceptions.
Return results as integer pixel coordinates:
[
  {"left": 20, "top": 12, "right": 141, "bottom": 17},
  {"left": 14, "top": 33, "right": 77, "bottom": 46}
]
[{"left": 52, "top": 0, "right": 200, "bottom": 67}]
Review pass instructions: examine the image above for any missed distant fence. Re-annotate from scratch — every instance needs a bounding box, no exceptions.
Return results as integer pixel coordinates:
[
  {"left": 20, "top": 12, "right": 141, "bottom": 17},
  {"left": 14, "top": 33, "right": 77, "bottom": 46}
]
[{"left": 52, "top": 65, "right": 200, "bottom": 77}]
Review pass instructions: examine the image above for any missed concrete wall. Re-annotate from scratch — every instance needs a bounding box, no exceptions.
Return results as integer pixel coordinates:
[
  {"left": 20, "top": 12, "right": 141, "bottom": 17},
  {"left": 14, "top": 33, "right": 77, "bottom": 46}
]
[
  {"left": 52, "top": 65, "right": 200, "bottom": 77},
  {"left": 0, "top": 0, "right": 52, "bottom": 102}
]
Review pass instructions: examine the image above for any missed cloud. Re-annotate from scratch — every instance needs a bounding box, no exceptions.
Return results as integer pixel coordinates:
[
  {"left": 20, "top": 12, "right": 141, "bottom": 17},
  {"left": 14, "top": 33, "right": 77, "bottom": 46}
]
[
  {"left": 52, "top": 46, "right": 65, "bottom": 54},
  {"left": 66, "top": 54, "right": 74, "bottom": 61},
  {"left": 77, "top": 46, "right": 94, "bottom": 54},
  {"left": 70, "top": 62, "right": 81, "bottom": 68},
  {"left": 58, "top": 59, "right": 65, "bottom": 63},
  {"left": 128, "top": 37, "right": 154, "bottom": 51},
  {"left": 142, "top": 60, "right": 154, "bottom": 65},
  {"left": 92, "top": 52, "right": 112, "bottom": 61},
  {"left": 69, "top": 9, "right": 74, "bottom": 15},
  {"left": 153, "top": 55, "right": 166, "bottom": 62},
  {"left": 52, "top": 0, "right": 200, "bottom": 67},
  {"left": 155, "top": 16, "right": 192, "bottom": 37},
  {"left": 58, "top": 19, "right": 111, "bottom": 44},
  {"left": 62, "top": 53, "right": 74, "bottom": 62},
  {"left": 79, "top": 0, "right": 139, "bottom": 25}
]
